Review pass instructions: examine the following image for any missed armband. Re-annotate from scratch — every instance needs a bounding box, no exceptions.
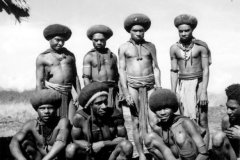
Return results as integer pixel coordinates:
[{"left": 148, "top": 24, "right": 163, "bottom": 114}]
[
  {"left": 82, "top": 74, "right": 92, "bottom": 79},
  {"left": 170, "top": 69, "right": 179, "bottom": 73},
  {"left": 171, "top": 57, "right": 177, "bottom": 60}
]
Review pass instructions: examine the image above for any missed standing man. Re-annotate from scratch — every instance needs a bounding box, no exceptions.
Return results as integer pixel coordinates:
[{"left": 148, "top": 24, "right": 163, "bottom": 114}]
[
  {"left": 211, "top": 84, "right": 240, "bottom": 160},
  {"left": 118, "top": 13, "right": 161, "bottom": 160},
  {"left": 9, "top": 89, "right": 70, "bottom": 160},
  {"left": 144, "top": 89, "right": 208, "bottom": 160},
  {"left": 170, "top": 14, "right": 211, "bottom": 147},
  {"left": 65, "top": 82, "right": 133, "bottom": 160},
  {"left": 82, "top": 24, "right": 122, "bottom": 122},
  {"left": 36, "top": 24, "right": 81, "bottom": 123}
]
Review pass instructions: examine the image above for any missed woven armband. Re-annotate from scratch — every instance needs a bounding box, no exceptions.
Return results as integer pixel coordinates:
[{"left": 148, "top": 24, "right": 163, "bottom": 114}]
[{"left": 170, "top": 69, "right": 179, "bottom": 73}]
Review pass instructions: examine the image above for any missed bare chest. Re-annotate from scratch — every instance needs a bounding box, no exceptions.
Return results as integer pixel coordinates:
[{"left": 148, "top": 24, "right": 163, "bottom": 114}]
[
  {"left": 82, "top": 121, "right": 116, "bottom": 142},
  {"left": 125, "top": 45, "right": 152, "bottom": 59}
]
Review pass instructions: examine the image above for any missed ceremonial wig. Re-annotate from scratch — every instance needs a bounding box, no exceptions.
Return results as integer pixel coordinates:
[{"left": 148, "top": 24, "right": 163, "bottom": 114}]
[
  {"left": 30, "top": 89, "right": 62, "bottom": 111},
  {"left": 87, "top": 25, "right": 113, "bottom": 40},
  {"left": 225, "top": 84, "right": 240, "bottom": 104},
  {"left": 79, "top": 82, "right": 109, "bottom": 109},
  {"left": 43, "top": 24, "right": 72, "bottom": 41},
  {"left": 124, "top": 13, "right": 151, "bottom": 32},
  {"left": 174, "top": 14, "right": 198, "bottom": 30},
  {"left": 149, "top": 89, "right": 179, "bottom": 113}
]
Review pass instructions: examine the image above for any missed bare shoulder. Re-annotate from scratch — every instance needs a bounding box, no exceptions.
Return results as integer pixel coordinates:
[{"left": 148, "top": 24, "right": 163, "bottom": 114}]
[
  {"left": 19, "top": 119, "right": 36, "bottom": 133},
  {"left": 72, "top": 112, "right": 87, "bottom": 128},
  {"left": 118, "top": 42, "right": 129, "bottom": 53},
  {"left": 170, "top": 43, "right": 179, "bottom": 55},
  {"left": 58, "top": 117, "right": 70, "bottom": 128},
  {"left": 222, "top": 115, "right": 229, "bottom": 123},
  {"left": 181, "top": 118, "right": 196, "bottom": 130}
]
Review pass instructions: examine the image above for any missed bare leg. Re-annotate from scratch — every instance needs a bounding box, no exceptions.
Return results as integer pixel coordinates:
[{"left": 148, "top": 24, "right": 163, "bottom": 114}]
[
  {"left": 211, "top": 131, "right": 237, "bottom": 160},
  {"left": 144, "top": 132, "right": 177, "bottom": 160},
  {"left": 147, "top": 88, "right": 158, "bottom": 130},
  {"left": 66, "top": 143, "right": 88, "bottom": 160},
  {"left": 68, "top": 100, "right": 77, "bottom": 125},
  {"left": 108, "top": 140, "right": 133, "bottom": 160},
  {"left": 128, "top": 87, "right": 146, "bottom": 160},
  {"left": 198, "top": 103, "right": 209, "bottom": 149}
]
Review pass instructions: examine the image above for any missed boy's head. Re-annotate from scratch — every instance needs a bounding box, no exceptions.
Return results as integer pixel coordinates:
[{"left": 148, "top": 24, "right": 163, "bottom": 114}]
[
  {"left": 43, "top": 24, "right": 72, "bottom": 51},
  {"left": 225, "top": 84, "right": 240, "bottom": 124},
  {"left": 30, "top": 89, "right": 62, "bottom": 123},
  {"left": 149, "top": 89, "right": 179, "bottom": 122}
]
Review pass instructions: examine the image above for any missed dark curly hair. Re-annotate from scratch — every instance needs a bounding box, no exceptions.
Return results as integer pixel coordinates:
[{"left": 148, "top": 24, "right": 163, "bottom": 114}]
[{"left": 225, "top": 84, "right": 240, "bottom": 104}]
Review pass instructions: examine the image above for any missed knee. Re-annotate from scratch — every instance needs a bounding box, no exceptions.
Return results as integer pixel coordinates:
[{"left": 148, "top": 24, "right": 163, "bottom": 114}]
[
  {"left": 212, "top": 131, "right": 226, "bottom": 148},
  {"left": 119, "top": 140, "right": 133, "bottom": 156},
  {"left": 144, "top": 132, "right": 157, "bottom": 148},
  {"left": 66, "top": 143, "right": 77, "bottom": 159}
]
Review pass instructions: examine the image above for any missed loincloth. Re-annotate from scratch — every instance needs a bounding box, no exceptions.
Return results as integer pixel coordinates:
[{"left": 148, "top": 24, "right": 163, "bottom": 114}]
[
  {"left": 45, "top": 81, "right": 72, "bottom": 118},
  {"left": 177, "top": 75, "right": 203, "bottom": 120},
  {"left": 127, "top": 74, "right": 155, "bottom": 89}
]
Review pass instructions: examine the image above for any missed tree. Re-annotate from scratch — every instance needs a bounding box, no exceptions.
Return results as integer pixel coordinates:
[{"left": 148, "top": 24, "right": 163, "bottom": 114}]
[{"left": 0, "top": 0, "right": 29, "bottom": 23}]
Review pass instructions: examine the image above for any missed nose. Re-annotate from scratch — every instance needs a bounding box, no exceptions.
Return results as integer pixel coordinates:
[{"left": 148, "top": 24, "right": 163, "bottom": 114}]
[
  {"left": 159, "top": 109, "right": 166, "bottom": 115},
  {"left": 43, "top": 108, "right": 50, "bottom": 114},
  {"left": 227, "top": 108, "right": 232, "bottom": 115}
]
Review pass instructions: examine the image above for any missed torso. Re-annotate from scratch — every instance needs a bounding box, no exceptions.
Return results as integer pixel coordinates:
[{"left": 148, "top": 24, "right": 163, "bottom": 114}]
[
  {"left": 39, "top": 49, "right": 76, "bottom": 85},
  {"left": 173, "top": 44, "right": 204, "bottom": 74},
  {"left": 87, "top": 51, "right": 118, "bottom": 82},
  {"left": 222, "top": 115, "right": 240, "bottom": 157},
  {"left": 159, "top": 117, "right": 197, "bottom": 158},
  {"left": 27, "top": 118, "right": 61, "bottom": 155},
  {"left": 81, "top": 117, "right": 117, "bottom": 142},
  {"left": 124, "top": 42, "right": 154, "bottom": 77}
]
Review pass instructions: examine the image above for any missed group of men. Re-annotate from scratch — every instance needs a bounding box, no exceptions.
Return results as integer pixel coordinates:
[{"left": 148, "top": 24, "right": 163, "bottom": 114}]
[{"left": 8, "top": 13, "right": 240, "bottom": 160}]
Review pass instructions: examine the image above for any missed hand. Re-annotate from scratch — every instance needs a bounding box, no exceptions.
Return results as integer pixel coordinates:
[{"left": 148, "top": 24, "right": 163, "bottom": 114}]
[
  {"left": 200, "top": 92, "right": 208, "bottom": 106},
  {"left": 225, "top": 126, "right": 240, "bottom": 140},
  {"left": 125, "top": 95, "right": 135, "bottom": 106},
  {"left": 73, "top": 98, "right": 79, "bottom": 106},
  {"left": 92, "top": 141, "right": 105, "bottom": 153}
]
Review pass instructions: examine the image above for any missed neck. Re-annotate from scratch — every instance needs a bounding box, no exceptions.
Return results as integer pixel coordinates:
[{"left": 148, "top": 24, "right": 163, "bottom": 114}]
[
  {"left": 130, "top": 38, "right": 145, "bottom": 45},
  {"left": 95, "top": 47, "right": 107, "bottom": 53}
]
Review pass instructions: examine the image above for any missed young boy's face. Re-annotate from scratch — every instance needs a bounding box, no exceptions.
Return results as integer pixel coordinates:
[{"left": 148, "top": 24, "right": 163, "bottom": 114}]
[
  {"left": 37, "top": 104, "right": 57, "bottom": 123},
  {"left": 155, "top": 107, "right": 174, "bottom": 123},
  {"left": 49, "top": 36, "right": 65, "bottom": 51},
  {"left": 227, "top": 99, "right": 240, "bottom": 124}
]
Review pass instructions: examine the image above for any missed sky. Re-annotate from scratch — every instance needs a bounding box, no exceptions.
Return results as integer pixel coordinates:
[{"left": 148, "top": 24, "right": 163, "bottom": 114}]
[{"left": 0, "top": 0, "right": 240, "bottom": 94}]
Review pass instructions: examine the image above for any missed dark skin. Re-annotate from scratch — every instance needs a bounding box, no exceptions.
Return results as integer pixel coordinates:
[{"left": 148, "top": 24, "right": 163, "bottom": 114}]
[
  {"left": 83, "top": 33, "right": 119, "bottom": 85},
  {"left": 170, "top": 24, "right": 210, "bottom": 148},
  {"left": 9, "top": 105, "right": 70, "bottom": 160},
  {"left": 211, "top": 99, "right": 240, "bottom": 160},
  {"left": 118, "top": 25, "right": 161, "bottom": 160},
  {"left": 36, "top": 36, "right": 81, "bottom": 123},
  {"left": 66, "top": 95, "right": 132, "bottom": 160},
  {"left": 145, "top": 107, "right": 208, "bottom": 160}
]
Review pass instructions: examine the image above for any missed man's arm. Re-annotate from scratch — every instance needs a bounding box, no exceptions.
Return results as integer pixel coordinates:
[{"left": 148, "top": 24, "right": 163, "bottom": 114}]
[
  {"left": 43, "top": 118, "right": 70, "bottom": 160},
  {"left": 200, "top": 47, "right": 210, "bottom": 106},
  {"left": 9, "top": 121, "right": 33, "bottom": 160},
  {"left": 82, "top": 53, "right": 92, "bottom": 86},
  {"left": 170, "top": 45, "right": 178, "bottom": 93},
  {"left": 72, "top": 55, "right": 81, "bottom": 95},
  {"left": 36, "top": 55, "right": 45, "bottom": 90},
  {"left": 183, "top": 119, "right": 208, "bottom": 160},
  {"left": 150, "top": 44, "right": 161, "bottom": 88},
  {"left": 118, "top": 45, "right": 134, "bottom": 106}
]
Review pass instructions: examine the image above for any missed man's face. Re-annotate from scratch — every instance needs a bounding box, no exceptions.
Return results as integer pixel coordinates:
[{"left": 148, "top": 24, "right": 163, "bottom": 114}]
[
  {"left": 92, "top": 95, "right": 109, "bottom": 117},
  {"left": 177, "top": 24, "right": 193, "bottom": 43},
  {"left": 37, "top": 104, "right": 57, "bottom": 123},
  {"left": 130, "top": 25, "right": 145, "bottom": 42},
  {"left": 226, "top": 99, "right": 240, "bottom": 124},
  {"left": 92, "top": 33, "right": 106, "bottom": 50},
  {"left": 155, "top": 107, "right": 174, "bottom": 123},
  {"left": 49, "top": 36, "right": 65, "bottom": 51}
]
